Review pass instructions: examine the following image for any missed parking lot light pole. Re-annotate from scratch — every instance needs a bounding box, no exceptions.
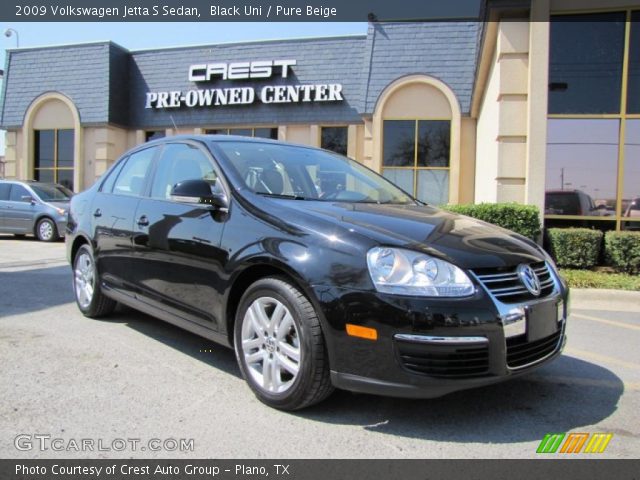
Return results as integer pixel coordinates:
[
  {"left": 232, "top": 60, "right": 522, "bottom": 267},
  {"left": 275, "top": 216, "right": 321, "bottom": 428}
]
[{"left": 4, "top": 28, "right": 19, "bottom": 48}]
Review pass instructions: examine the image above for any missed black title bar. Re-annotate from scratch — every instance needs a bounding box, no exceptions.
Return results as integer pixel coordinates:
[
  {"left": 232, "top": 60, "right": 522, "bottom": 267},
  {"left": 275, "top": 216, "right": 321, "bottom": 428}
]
[
  {"left": 3, "top": 0, "right": 483, "bottom": 22},
  {"left": 2, "top": 460, "right": 640, "bottom": 480}
]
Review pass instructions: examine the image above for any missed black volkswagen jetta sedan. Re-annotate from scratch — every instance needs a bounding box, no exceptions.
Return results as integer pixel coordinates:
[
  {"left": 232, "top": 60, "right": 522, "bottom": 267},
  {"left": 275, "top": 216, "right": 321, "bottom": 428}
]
[{"left": 67, "top": 135, "right": 568, "bottom": 410}]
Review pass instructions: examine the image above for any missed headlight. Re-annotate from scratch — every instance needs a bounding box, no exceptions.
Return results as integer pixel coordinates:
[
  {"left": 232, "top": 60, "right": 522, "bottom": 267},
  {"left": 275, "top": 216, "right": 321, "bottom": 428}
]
[
  {"left": 366, "top": 247, "right": 475, "bottom": 297},
  {"left": 55, "top": 207, "right": 66, "bottom": 216}
]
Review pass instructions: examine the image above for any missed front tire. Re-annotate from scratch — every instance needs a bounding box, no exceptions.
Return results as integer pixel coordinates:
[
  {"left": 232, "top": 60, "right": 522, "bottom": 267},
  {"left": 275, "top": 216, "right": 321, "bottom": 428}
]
[
  {"left": 73, "top": 244, "right": 116, "bottom": 318},
  {"left": 234, "top": 277, "right": 334, "bottom": 410},
  {"left": 36, "top": 218, "right": 58, "bottom": 242}
]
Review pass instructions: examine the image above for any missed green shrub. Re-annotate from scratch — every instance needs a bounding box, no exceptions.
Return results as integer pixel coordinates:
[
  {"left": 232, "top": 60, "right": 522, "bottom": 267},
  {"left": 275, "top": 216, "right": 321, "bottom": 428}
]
[
  {"left": 559, "top": 268, "right": 640, "bottom": 290},
  {"left": 546, "top": 228, "right": 602, "bottom": 269},
  {"left": 605, "top": 231, "right": 640, "bottom": 275},
  {"left": 442, "top": 203, "right": 541, "bottom": 239}
]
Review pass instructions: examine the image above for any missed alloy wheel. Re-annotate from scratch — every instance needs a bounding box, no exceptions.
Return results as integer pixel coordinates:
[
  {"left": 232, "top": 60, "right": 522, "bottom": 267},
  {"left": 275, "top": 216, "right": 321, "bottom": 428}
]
[
  {"left": 38, "top": 220, "right": 54, "bottom": 241},
  {"left": 74, "top": 251, "right": 95, "bottom": 309},
  {"left": 240, "top": 296, "right": 301, "bottom": 394}
]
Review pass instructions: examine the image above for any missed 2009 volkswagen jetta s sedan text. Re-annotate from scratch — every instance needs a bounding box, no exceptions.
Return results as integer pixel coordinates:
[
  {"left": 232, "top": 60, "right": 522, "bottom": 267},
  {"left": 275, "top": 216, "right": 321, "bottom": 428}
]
[{"left": 66, "top": 135, "right": 569, "bottom": 410}]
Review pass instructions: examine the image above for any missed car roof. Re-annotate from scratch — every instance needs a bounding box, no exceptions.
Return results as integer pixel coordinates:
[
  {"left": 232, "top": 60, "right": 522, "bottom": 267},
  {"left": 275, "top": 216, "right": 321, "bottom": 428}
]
[
  {"left": 545, "top": 190, "right": 585, "bottom": 195},
  {"left": 0, "top": 180, "right": 65, "bottom": 187},
  {"left": 142, "top": 134, "right": 317, "bottom": 150}
]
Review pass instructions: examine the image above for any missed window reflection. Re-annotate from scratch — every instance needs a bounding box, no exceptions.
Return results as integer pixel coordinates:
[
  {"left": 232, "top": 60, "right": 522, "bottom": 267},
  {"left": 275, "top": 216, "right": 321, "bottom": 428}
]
[
  {"left": 382, "top": 169, "right": 413, "bottom": 195},
  {"left": 417, "top": 120, "right": 450, "bottom": 167},
  {"left": 383, "top": 119, "right": 451, "bottom": 205},
  {"left": 57, "top": 130, "right": 74, "bottom": 168},
  {"left": 623, "top": 120, "right": 640, "bottom": 221},
  {"left": 549, "top": 13, "right": 625, "bottom": 114},
  {"left": 34, "top": 130, "right": 55, "bottom": 169},
  {"left": 145, "top": 130, "right": 165, "bottom": 142},
  {"left": 545, "top": 119, "right": 619, "bottom": 216},
  {"left": 205, "top": 128, "right": 278, "bottom": 139},
  {"left": 627, "top": 12, "right": 640, "bottom": 114},
  {"left": 254, "top": 128, "right": 278, "bottom": 140},
  {"left": 228, "top": 128, "right": 253, "bottom": 137},
  {"left": 383, "top": 121, "right": 414, "bottom": 167},
  {"left": 417, "top": 170, "right": 448, "bottom": 205},
  {"left": 34, "top": 129, "right": 75, "bottom": 190},
  {"left": 321, "top": 127, "right": 348, "bottom": 156}
]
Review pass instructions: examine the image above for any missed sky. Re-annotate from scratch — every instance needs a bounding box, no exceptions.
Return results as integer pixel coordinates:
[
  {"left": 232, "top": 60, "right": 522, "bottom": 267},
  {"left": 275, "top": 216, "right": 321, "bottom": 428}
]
[{"left": 0, "top": 22, "right": 368, "bottom": 154}]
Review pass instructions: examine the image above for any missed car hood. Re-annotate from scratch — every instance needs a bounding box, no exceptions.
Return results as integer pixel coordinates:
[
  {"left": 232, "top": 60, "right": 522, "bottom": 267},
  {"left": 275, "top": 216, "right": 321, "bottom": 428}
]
[
  {"left": 46, "top": 201, "right": 70, "bottom": 211},
  {"left": 266, "top": 200, "right": 543, "bottom": 270}
]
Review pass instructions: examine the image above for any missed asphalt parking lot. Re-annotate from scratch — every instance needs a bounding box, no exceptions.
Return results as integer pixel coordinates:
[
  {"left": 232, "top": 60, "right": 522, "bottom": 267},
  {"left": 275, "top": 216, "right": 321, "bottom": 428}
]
[{"left": 1, "top": 235, "right": 639, "bottom": 459}]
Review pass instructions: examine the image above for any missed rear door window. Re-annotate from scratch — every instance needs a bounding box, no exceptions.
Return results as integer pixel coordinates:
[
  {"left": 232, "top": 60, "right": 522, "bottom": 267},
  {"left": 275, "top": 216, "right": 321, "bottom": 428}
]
[
  {"left": 150, "top": 143, "right": 223, "bottom": 200},
  {"left": 112, "top": 147, "right": 157, "bottom": 197}
]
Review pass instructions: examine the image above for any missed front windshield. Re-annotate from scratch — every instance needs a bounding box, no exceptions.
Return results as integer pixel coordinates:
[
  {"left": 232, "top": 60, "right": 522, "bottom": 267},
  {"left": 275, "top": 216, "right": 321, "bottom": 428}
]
[
  {"left": 30, "top": 184, "right": 72, "bottom": 202},
  {"left": 215, "top": 141, "right": 415, "bottom": 204}
]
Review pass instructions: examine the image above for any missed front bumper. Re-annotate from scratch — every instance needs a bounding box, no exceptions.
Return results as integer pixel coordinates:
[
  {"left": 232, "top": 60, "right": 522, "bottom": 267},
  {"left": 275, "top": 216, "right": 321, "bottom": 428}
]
[
  {"left": 55, "top": 218, "right": 67, "bottom": 237},
  {"left": 314, "top": 273, "right": 569, "bottom": 399}
]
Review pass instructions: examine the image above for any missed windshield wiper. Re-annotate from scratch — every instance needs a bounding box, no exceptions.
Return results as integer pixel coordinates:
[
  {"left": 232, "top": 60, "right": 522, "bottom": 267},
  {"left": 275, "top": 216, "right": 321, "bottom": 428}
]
[{"left": 255, "top": 192, "right": 310, "bottom": 200}]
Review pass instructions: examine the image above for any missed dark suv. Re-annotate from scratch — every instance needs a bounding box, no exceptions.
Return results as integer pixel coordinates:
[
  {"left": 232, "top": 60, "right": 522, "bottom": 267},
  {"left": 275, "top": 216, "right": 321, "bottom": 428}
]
[
  {"left": 66, "top": 136, "right": 569, "bottom": 410},
  {"left": 545, "top": 189, "right": 613, "bottom": 217}
]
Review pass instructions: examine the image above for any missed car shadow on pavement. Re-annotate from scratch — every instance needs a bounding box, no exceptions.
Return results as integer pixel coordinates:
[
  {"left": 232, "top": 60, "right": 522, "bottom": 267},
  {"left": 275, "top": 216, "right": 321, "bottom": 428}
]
[
  {"left": 96, "top": 305, "right": 243, "bottom": 379},
  {"left": 0, "top": 265, "right": 74, "bottom": 316},
  {"left": 93, "top": 306, "right": 624, "bottom": 445},
  {"left": 295, "top": 354, "right": 624, "bottom": 444}
]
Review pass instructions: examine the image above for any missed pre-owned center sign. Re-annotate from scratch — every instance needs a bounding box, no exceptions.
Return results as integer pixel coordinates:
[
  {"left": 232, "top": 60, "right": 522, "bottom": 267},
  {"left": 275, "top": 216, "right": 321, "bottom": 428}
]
[{"left": 145, "top": 59, "right": 344, "bottom": 109}]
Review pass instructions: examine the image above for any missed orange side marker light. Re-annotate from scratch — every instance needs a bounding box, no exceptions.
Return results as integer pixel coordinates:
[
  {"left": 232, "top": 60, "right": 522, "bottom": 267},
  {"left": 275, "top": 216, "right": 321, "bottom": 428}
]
[{"left": 346, "top": 324, "right": 378, "bottom": 340}]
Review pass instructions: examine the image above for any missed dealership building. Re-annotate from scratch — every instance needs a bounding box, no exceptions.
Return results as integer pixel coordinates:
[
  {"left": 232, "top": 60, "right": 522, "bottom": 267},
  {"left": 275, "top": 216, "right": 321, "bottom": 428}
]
[{"left": 1, "top": 0, "right": 639, "bottom": 231}]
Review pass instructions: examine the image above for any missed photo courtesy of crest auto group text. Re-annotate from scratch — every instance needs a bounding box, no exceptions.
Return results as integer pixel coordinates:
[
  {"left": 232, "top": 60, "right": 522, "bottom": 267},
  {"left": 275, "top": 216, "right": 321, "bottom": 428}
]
[{"left": 0, "top": 0, "right": 639, "bottom": 476}]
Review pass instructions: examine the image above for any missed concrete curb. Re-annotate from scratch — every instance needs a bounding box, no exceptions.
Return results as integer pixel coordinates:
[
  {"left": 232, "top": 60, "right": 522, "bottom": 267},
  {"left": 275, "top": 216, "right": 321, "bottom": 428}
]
[
  {"left": 570, "top": 289, "right": 640, "bottom": 313},
  {"left": 571, "top": 289, "right": 640, "bottom": 302}
]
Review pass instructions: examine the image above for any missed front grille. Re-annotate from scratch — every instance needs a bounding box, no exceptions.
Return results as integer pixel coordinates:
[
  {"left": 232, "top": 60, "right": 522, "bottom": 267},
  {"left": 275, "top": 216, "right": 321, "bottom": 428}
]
[
  {"left": 395, "top": 339, "right": 490, "bottom": 378},
  {"left": 473, "top": 261, "right": 554, "bottom": 303},
  {"left": 506, "top": 329, "right": 562, "bottom": 369}
]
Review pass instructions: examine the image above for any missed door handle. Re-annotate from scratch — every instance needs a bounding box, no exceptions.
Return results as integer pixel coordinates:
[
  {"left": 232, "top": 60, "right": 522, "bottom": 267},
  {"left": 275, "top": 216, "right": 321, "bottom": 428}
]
[
  {"left": 93, "top": 208, "right": 102, "bottom": 218},
  {"left": 137, "top": 215, "right": 149, "bottom": 227}
]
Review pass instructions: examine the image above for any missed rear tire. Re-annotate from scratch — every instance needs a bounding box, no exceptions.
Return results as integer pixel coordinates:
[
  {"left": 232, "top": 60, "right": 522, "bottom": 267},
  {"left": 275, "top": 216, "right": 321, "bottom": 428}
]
[
  {"left": 234, "top": 277, "right": 334, "bottom": 410},
  {"left": 36, "top": 218, "right": 58, "bottom": 242},
  {"left": 72, "top": 244, "right": 116, "bottom": 318}
]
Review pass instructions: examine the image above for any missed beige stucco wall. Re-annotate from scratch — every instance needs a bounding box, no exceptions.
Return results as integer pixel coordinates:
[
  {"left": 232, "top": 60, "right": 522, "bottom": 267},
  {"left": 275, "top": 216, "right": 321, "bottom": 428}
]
[
  {"left": 31, "top": 99, "right": 74, "bottom": 130},
  {"left": 82, "top": 126, "right": 129, "bottom": 188},
  {"left": 475, "top": 48, "right": 500, "bottom": 203},
  {"left": 381, "top": 82, "right": 452, "bottom": 119},
  {"left": 474, "top": 20, "right": 531, "bottom": 204},
  {"left": 3, "top": 130, "right": 21, "bottom": 179},
  {"left": 280, "top": 125, "right": 320, "bottom": 147},
  {"left": 459, "top": 117, "right": 476, "bottom": 204},
  {"left": 526, "top": 0, "right": 551, "bottom": 218}
]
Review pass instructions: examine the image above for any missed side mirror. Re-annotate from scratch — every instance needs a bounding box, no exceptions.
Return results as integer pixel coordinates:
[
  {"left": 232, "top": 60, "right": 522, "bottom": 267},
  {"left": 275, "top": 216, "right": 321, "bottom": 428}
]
[
  {"left": 170, "top": 179, "right": 228, "bottom": 212},
  {"left": 21, "top": 195, "right": 35, "bottom": 204}
]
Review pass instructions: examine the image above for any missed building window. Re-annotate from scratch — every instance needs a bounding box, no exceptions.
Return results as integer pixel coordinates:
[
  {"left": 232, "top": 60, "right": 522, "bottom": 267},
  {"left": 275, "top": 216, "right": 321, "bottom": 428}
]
[
  {"left": 34, "top": 129, "right": 74, "bottom": 190},
  {"left": 546, "top": 10, "right": 640, "bottom": 231},
  {"left": 321, "top": 127, "right": 348, "bottom": 155},
  {"left": 205, "top": 127, "right": 278, "bottom": 139},
  {"left": 382, "top": 119, "right": 450, "bottom": 205},
  {"left": 548, "top": 12, "right": 626, "bottom": 114},
  {"left": 145, "top": 130, "right": 165, "bottom": 142}
]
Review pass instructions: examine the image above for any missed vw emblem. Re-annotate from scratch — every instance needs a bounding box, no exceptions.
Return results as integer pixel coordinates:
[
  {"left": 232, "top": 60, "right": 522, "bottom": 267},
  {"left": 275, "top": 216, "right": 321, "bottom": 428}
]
[{"left": 517, "top": 264, "right": 541, "bottom": 296}]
